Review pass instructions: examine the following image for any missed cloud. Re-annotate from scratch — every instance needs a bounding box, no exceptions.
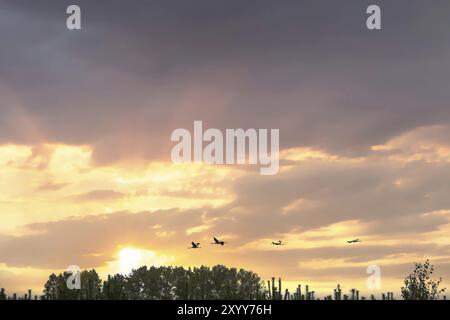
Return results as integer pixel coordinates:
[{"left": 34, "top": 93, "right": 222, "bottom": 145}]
[
  {"left": 70, "top": 189, "right": 125, "bottom": 202},
  {"left": 36, "top": 181, "right": 68, "bottom": 191},
  {"left": 2, "top": 127, "right": 450, "bottom": 272},
  {"left": 1, "top": 209, "right": 449, "bottom": 288},
  {"left": 0, "top": 209, "right": 209, "bottom": 269},
  {"left": 2, "top": 1, "right": 450, "bottom": 163}
]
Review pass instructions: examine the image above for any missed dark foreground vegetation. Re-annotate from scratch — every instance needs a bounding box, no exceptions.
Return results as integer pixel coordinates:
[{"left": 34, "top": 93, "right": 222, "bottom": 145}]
[{"left": 0, "top": 260, "right": 446, "bottom": 300}]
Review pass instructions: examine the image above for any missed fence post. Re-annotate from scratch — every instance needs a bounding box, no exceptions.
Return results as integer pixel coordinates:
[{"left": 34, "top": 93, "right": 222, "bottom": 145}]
[
  {"left": 284, "top": 289, "right": 290, "bottom": 300},
  {"left": 278, "top": 278, "right": 282, "bottom": 300},
  {"left": 271, "top": 278, "right": 275, "bottom": 300}
]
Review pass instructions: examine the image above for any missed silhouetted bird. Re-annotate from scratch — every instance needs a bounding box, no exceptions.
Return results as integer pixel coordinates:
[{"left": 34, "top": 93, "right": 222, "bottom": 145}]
[
  {"left": 271, "top": 240, "right": 284, "bottom": 246},
  {"left": 188, "top": 242, "right": 201, "bottom": 249},
  {"left": 346, "top": 239, "right": 362, "bottom": 244},
  {"left": 211, "top": 237, "right": 227, "bottom": 246}
]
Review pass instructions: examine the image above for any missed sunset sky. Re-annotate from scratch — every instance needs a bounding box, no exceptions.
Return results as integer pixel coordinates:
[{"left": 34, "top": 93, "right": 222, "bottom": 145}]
[{"left": 1, "top": 0, "right": 450, "bottom": 297}]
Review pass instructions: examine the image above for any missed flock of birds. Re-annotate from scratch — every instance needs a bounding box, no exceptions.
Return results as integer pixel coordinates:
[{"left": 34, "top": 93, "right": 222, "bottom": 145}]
[
  {"left": 188, "top": 237, "right": 362, "bottom": 249},
  {"left": 188, "top": 237, "right": 227, "bottom": 249}
]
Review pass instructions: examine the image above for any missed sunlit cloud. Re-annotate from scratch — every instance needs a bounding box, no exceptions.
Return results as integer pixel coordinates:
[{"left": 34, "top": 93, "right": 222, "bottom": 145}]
[{"left": 0, "top": 144, "right": 238, "bottom": 234}]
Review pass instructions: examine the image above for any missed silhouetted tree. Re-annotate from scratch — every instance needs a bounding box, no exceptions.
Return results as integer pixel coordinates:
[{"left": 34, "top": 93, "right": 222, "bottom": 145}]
[
  {"left": 43, "top": 272, "right": 79, "bottom": 300},
  {"left": 102, "top": 274, "right": 127, "bottom": 299},
  {"left": 42, "top": 265, "right": 267, "bottom": 300},
  {"left": 401, "top": 259, "right": 446, "bottom": 300},
  {"left": 43, "top": 269, "right": 101, "bottom": 300},
  {"left": 80, "top": 269, "right": 102, "bottom": 300},
  {"left": 43, "top": 273, "right": 59, "bottom": 300}
]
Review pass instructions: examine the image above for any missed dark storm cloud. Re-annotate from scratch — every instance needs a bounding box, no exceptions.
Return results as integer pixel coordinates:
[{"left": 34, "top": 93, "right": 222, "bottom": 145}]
[{"left": 1, "top": 0, "right": 450, "bottom": 162}]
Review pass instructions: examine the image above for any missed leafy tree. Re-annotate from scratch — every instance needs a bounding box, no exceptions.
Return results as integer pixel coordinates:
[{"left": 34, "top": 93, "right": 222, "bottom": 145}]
[
  {"left": 43, "top": 269, "right": 101, "bottom": 300},
  {"left": 401, "top": 259, "right": 446, "bottom": 300},
  {"left": 43, "top": 272, "right": 79, "bottom": 300},
  {"left": 172, "top": 266, "right": 190, "bottom": 299},
  {"left": 42, "top": 265, "right": 268, "bottom": 300},
  {"left": 80, "top": 269, "right": 102, "bottom": 300},
  {"left": 43, "top": 273, "right": 59, "bottom": 300},
  {"left": 0, "top": 288, "right": 7, "bottom": 300},
  {"left": 102, "top": 274, "right": 127, "bottom": 299}
]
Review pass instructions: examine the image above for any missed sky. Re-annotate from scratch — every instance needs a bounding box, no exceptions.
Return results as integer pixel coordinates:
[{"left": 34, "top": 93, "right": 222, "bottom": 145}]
[{"left": 1, "top": 0, "right": 450, "bottom": 297}]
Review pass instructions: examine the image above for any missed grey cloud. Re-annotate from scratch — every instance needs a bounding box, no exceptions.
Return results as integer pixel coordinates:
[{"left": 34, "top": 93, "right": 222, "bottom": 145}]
[
  {"left": 194, "top": 152, "right": 450, "bottom": 244},
  {"left": 1, "top": 1, "right": 450, "bottom": 162}
]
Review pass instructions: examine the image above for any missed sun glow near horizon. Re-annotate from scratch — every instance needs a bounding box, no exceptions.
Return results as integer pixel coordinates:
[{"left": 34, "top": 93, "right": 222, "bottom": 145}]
[{"left": 115, "top": 247, "right": 175, "bottom": 275}]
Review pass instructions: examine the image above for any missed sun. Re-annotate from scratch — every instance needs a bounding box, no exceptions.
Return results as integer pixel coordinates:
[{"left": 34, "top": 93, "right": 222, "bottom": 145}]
[
  {"left": 119, "top": 248, "right": 143, "bottom": 274},
  {"left": 114, "top": 247, "right": 176, "bottom": 275}
]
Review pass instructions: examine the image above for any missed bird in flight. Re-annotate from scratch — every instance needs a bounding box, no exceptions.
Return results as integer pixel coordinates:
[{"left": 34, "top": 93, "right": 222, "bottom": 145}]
[
  {"left": 346, "top": 239, "right": 362, "bottom": 244},
  {"left": 271, "top": 240, "right": 285, "bottom": 246},
  {"left": 211, "top": 237, "right": 227, "bottom": 246},
  {"left": 188, "top": 242, "right": 201, "bottom": 249}
]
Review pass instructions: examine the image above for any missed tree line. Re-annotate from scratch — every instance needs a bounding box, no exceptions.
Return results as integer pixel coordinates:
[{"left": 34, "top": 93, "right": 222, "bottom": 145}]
[
  {"left": 0, "top": 260, "right": 446, "bottom": 300},
  {"left": 42, "top": 265, "right": 267, "bottom": 300}
]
